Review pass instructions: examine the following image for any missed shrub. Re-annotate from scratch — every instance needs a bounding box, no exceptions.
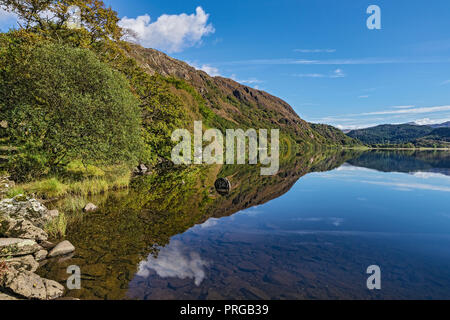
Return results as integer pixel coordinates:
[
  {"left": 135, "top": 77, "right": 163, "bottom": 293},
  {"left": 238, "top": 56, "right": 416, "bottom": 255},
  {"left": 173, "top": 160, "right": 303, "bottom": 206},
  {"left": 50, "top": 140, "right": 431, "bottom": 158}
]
[{"left": 0, "top": 39, "right": 145, "bottom": 181}]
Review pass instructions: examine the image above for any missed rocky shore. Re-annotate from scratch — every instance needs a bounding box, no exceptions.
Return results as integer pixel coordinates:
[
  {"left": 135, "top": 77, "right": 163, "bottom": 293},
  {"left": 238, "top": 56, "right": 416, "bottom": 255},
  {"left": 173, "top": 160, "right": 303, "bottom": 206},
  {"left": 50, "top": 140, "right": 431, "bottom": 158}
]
[{"left": 0, "top": 192, "right": 75, "bottom": 300}]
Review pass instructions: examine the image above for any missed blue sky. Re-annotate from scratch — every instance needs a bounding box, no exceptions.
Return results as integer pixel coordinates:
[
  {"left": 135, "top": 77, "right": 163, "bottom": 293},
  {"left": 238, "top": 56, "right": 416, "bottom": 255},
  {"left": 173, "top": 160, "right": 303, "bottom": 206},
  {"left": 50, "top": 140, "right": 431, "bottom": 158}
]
[{"left": 1, "top": 0, "right": 450, "bottom": 129}]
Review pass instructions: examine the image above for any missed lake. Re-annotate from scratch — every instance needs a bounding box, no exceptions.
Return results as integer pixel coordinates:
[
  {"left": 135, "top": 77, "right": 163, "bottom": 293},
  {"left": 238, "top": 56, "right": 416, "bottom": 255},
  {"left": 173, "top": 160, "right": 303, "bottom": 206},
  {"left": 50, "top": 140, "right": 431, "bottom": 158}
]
[{"left": 39, "top": 149, "right": 450, "bottom": 300}]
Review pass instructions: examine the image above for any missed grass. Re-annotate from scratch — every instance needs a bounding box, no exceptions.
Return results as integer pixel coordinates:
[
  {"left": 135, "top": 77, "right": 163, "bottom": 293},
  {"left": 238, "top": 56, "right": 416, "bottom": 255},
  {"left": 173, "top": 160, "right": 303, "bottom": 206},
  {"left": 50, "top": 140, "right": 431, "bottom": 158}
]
[
  {"left": 45, "top": 212, "right": 67, "bottom": 239},
  {"left": 7, "top": 163, "right": 132, "bottom": 199}
]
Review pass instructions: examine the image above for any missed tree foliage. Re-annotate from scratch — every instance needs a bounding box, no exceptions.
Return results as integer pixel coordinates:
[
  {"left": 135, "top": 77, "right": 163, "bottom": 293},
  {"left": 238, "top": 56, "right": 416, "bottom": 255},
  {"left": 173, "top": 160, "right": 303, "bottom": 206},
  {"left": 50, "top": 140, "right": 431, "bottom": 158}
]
[{"left": 0, "top": 38, "right": 144, "bottom": 181}]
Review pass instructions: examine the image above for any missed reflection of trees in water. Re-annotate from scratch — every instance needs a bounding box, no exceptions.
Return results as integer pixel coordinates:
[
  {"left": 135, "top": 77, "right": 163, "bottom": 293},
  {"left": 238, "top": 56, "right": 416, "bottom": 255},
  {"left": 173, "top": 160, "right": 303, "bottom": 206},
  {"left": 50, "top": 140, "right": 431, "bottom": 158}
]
[
  {"left": 38, "top": 148, "right": 360, "bottom": 299},
  {"left": 347, "top": 150, "right": 450, "bottom": 175}
]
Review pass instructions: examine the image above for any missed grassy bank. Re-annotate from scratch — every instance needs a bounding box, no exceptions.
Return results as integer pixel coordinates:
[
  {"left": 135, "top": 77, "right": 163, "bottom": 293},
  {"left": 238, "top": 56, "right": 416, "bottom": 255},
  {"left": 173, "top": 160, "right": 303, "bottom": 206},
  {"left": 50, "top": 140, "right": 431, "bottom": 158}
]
[{"left": 7, "top": 162, "right": 132, "bottom": 200}]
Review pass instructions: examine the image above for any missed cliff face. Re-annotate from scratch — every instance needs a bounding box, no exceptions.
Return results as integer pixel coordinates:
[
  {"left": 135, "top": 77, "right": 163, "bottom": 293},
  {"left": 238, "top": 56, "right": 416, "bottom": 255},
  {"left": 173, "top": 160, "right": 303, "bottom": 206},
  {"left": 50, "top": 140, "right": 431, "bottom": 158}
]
[{"left": 125, "top": 44, "right": 320, "bottom": 145}]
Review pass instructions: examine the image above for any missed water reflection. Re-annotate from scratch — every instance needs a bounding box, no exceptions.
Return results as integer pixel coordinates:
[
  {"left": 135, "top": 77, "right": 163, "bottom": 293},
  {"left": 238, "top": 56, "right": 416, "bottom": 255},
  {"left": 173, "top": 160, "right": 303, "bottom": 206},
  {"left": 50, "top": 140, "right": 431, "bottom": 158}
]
[
  {"left": 38, "top": 149, "right": 450, "bottom": 300},
  {"left": 134, "top": 241, "right": 209, "bottom": 287}
]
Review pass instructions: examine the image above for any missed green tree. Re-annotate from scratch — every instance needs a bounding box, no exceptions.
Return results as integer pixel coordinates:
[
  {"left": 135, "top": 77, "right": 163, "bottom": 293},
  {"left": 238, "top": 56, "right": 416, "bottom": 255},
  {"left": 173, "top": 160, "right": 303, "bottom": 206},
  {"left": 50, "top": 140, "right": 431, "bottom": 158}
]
[{"left": 0, "top": 40, "right": 144, "bottom": 181}]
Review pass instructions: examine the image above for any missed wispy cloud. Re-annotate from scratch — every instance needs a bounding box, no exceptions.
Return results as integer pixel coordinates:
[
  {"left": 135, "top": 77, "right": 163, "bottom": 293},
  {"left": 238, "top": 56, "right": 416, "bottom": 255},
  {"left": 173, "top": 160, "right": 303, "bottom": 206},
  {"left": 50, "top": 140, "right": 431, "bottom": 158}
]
[
  {"left": 294, "top": 49, "right": 336, "bottom": 53},
  {"left": 360, "top": 105, "right": 450, "bottom": 116},
  {"left": 358, "top": 95, "right": 370, "bottom": 99},
  {"left": 216, "top": 57, "right": 450, "bottom": 66},
  {"left": 293, "top": 68, "right": 345, "bottom": 79},
  {"left": 363, "top": 180, "right": 450, "bottom": 193},
  {"left": 441, "top": 80, "right": 450, "bottom": 85}
]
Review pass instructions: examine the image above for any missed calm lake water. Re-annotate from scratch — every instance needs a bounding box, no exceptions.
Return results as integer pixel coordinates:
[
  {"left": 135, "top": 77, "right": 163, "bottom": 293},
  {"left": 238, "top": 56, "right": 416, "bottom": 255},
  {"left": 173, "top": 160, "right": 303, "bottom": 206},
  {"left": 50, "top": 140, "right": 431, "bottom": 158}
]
[{"left": 40, "top": 150, "right": 450, "bottom": 300}]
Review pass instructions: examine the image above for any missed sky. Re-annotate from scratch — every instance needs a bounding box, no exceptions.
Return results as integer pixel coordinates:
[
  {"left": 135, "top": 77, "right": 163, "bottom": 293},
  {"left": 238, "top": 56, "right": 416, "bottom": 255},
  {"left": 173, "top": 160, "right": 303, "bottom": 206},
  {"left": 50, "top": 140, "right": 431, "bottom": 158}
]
[{"left": 1, "top": 0, "right": 450, "bottom": 129}]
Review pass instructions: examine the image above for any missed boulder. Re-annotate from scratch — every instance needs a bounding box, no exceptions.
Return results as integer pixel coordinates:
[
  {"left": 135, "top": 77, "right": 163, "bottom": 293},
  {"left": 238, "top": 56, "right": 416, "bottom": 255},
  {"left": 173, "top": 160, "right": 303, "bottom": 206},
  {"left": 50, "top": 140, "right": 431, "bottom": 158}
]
[
  {"left": 83, "top": 203, "right": 98, "bottom": 213},
  {"left": 0, "top": 268, "right": 64, "bottom": 300},
  {"left": 214, "top": 178, "right": 231, "bottom": 195},
  {"left": 34, "top": 250, "right": 48, "bottom": 262},
  {"left": 0, "top": 291, "right": 20, "bottom": 300},
  {"left": 5, "top": 255, "right": 39, "bottom": 273},
  {"left": 0, "top": 195, "right": 54, "bottom": 229},
  {"left": 0, "top": 238, "right": 42, "bottom": 257},
  {"left": 48, "top": 240, "right": 75, "bottom": 258},
  {"left": 39, "top": 241, "right": 56, "bottom": 250},
  {"left": 2, "top": 218, "right": 49, "bottom": 242}
]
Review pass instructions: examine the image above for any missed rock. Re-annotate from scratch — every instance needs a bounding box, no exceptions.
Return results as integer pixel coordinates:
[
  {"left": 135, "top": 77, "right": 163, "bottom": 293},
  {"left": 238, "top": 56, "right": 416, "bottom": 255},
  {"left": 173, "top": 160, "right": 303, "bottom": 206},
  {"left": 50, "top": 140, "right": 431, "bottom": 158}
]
[
  {"left": 43, "top": 279, "right": 65, "bottom": 300},
  {"left": 0, "top": 120, "right": 7, "bottom": 129},
  {"left": 5, "top": 255, "right": 39, "bottom": 273},
  {"left": 0, "top": 238, "right": 42, "bottom": 257},
  {"left": 48, "top": 210, "right": 59, "bottom": 218},
  {"left": 3, "top": 218, "right": 49, "bottom": 242},
  {"left": 0, "top": 269, "right": 64, "bottom": 300},
  {"left": 0, "top": 291, "right": 20, "bottom": 300},
  {"left": 83, "top": 203, "right": 98, "bottom": 213},
  {"left": 34, "top": 250, "right": 48, "bottom": 262},
  {"left": 0, "top": 196, "right": 54, "bottom": 228},
  {"left": 48, "top": 240, "right": 75, "bottom": 258},
  {"left": 134, "top": 163, "right": 151, "bottom": 176},
  {"left": 215, "top": 178, "right": 231, "bottom": 195},
  {"left": 39, "top": 241, "right": 56, "bottom": 250},
  {"left": 0, "top": 269, "right": 46, "bottom": 300}
]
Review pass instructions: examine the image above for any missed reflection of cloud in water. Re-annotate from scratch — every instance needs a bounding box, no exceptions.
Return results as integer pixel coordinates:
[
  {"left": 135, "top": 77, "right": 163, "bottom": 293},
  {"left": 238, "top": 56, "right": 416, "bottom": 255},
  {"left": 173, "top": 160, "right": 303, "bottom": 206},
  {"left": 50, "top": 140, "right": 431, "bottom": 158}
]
[
  {"left": 238, "top": 206, "right": 264, "bottom": 216},
  {"left": 137, "top": 240, "right": 209, "bottom": 286},
  {"left": 199, "top": 218, "right": 219, "bottom": 228},
  {"left": 362, "top": 180, "right": 450, "bottom": 192},
  {"left": 292, "top": 217, "right": 344, "bottom": 227}
]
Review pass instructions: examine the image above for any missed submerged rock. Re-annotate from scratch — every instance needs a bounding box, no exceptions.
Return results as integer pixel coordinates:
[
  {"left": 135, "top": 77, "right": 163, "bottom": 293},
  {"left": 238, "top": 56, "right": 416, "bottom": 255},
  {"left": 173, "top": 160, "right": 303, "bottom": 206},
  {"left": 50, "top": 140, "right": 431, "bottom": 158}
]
[
  {"left": 215, "top": 178, "right": 231, "bottom": 195},
  {"left": 48, "top": 240, "right": 75, "bottom": 258},
  {"left": 83, "top": 203, "right": 98, "bottom": 213}
]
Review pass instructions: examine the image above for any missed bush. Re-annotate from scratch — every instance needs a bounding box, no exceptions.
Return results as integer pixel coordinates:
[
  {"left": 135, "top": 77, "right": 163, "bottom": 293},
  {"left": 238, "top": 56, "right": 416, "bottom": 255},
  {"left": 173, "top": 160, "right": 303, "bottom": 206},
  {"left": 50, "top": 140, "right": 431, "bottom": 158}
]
[{"left": 0, "top": 38, "right": 145, "bottom": 181}]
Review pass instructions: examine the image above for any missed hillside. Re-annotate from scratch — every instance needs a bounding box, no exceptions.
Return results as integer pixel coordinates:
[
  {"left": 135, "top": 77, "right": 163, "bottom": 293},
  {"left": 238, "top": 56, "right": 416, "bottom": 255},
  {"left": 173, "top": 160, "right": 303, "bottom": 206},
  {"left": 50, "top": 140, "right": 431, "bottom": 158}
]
[
  {"left": 125, "top": 44, "right": 329, "bottom": 146},
  {"left": 430, "top": 121, "right": 450, "bottom": 128},
  {"left": 347, "top": 124, "right": 434, "bottom": 145},
  {"left": 309, "top": 123, "right": 361, "bottom": 146}
]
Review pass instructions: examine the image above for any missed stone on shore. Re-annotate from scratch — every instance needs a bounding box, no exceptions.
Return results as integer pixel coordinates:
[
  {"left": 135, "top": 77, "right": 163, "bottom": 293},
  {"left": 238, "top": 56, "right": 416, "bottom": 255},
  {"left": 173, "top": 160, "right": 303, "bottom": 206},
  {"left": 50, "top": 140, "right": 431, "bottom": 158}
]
[
  {"left": 0, "top": 238, "right": 42, "bottom": 257},
  {"left": 3, "top": 219, "right": 49, "bottom": 242},
  {"left": 5, "top": 255, "right": 39, "bottom": 273},
  {"left": 34, "top": 250, "right": 48, "bottom": 262},
  {"left": 0, "top": 195, "right": 54, "bottom": 228},
  {"left": 0, "top": 291, "right": 20, "bottom": 300},
  {"left": 0, "top": 268, "right": 64, "bottom": 300},
  {"left": 83, "top": 203, "right": 98, "bottom": 213},
  {"left": 48, "top": 240, "right": 75, "bottom": 258}
]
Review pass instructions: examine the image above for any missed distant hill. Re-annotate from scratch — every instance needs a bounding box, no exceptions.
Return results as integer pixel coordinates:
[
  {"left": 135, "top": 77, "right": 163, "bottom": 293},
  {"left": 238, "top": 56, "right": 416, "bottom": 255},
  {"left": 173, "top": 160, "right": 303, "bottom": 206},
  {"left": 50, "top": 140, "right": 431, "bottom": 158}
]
[
  {"left": 429, "top": 121, "right": 450, "bottom": 128},
  {"left": 310, "top": 123, "right": 361, "bottom": 146},
  {"left": 346, "top": 124, "right": 433, "bottom": 145}
]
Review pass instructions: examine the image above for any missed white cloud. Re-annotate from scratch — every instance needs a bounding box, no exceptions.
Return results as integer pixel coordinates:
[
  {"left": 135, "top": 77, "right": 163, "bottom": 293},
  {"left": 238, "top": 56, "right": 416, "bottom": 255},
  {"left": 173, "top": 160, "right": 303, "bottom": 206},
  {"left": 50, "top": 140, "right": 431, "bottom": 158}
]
[
  {"left": 414, "top": 117, "right": 450, "bottom": 125},
  {"left": 360, "top": 105, "right": 450, "bottom": 116},
  {"left": 359, "top": 95, "right": 370, "bottom": 99},
  {"left": 190, "top": 62, "right": 221, "bottom": 76},
  {"left": 293, "top": 68, "right": 345, "bottom": 79},
  {"left": 219, "top": 57, "right": 450, "bottom": 66},
  {"left": 331, "top": 68, "right": 345, "bottom": 78},
  {"left": 294, "top": 49, "right": 336, "bottom": 53},
  {"left": 137, "top": 240, "right": 209, "bottom": 286},
  {"left": 363, "top": 180, "right": 450, "bottom": 193},
  {"left": 441, "top": 80, "right": 450, "bottom": 85},
  {"left": 119, "top": 7, "right": 215, "bottom": 53}
]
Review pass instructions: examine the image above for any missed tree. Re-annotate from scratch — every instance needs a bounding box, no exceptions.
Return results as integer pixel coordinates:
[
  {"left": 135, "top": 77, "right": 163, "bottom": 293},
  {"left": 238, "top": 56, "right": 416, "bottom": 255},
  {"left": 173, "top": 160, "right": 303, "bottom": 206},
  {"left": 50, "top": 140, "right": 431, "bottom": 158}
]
[
  {"left": 0, "top": 39, "right": 144, "bottom": 181},
  {"left": 0, "top": 0, "right": 123, "bottom": 42}
]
